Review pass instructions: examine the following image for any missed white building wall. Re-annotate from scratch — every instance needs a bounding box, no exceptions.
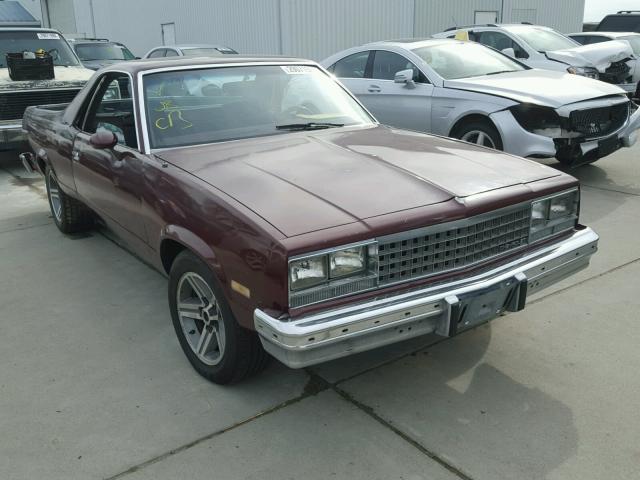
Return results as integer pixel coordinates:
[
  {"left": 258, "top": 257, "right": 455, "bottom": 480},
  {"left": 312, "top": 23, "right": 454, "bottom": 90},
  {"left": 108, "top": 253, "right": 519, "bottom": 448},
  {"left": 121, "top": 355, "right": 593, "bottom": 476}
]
[{"left": 39, "top": 0, "right": 586, "bottom": 60}]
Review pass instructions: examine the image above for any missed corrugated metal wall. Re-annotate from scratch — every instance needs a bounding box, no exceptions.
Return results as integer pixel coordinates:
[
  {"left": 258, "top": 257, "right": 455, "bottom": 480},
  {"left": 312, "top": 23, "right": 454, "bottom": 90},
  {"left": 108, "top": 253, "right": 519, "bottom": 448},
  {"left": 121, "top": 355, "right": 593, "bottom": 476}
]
[{"left": 66, "top": 0, "right": 585, "bottom": 60}]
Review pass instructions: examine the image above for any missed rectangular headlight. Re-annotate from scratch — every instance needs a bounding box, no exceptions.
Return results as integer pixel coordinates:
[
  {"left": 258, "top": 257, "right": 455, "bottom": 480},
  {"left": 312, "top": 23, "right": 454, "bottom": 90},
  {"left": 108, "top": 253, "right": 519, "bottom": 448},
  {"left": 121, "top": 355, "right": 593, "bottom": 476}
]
[
  {"left": 530, "top": 189, "right": 579, "bottom": 242},
  {"left": 329, "top": 247, "right": 365, "bottom": 279},
  {"left": 289, "top": 255, "right": 328, "bottom": 291}
]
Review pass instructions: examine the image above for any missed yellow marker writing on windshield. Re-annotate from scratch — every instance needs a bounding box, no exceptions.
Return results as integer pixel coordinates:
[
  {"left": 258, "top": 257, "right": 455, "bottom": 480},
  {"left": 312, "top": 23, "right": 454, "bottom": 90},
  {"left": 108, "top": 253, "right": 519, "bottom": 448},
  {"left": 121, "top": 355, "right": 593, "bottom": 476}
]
[{"left": 154, "top": 100, "right": 193, "bottom": 130}]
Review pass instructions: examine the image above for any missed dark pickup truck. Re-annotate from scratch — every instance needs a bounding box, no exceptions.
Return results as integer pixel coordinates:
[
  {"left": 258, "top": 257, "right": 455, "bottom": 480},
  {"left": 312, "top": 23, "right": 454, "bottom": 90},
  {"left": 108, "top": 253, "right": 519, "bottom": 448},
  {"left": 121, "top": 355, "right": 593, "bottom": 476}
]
[{"left": 21, "top": 56, "right": 598, "bottom": 384}]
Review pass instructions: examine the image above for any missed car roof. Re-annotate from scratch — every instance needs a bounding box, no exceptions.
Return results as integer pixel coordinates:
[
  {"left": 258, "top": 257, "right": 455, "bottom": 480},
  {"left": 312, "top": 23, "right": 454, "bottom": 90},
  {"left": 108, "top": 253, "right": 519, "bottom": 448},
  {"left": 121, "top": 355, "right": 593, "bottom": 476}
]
[
  {"left": 103, "top": 55, "right": 313, "bottom": 75},
  {"left": 0, "top": 27, "right": 61, "bottom": 32},
  {"left": 569, "top": 31, "right": 640, "bottom": 37},
  {"left": 367, "top": 38, "right": 460, "bottom": 49},
  {"left": 153, "top": 44, "right": 232, "bottom": 49}
]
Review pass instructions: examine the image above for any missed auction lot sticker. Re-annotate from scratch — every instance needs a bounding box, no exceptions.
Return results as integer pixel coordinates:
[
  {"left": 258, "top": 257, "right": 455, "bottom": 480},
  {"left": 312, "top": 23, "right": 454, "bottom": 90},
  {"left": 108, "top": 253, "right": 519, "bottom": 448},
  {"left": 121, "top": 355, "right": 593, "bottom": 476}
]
[
  {"left": 281, "top": 65, "right": 315, "bottom": 74},
  {"left": 37, "top": 33, "right": 60, "bottom": 40}
]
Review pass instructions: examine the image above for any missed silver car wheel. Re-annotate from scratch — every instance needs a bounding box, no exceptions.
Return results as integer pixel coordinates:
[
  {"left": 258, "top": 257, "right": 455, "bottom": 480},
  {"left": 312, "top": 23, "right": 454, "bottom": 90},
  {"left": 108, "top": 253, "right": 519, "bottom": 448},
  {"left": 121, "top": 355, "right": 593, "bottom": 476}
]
[
  {"left": 47, "top": 169, "right": 63, "bottom": 222},
  {"left": 176, "top": 272, "right": 226, "bottom": 366},
  {"left": 461, "top": 130, "right": 497, "bottom": 149}
]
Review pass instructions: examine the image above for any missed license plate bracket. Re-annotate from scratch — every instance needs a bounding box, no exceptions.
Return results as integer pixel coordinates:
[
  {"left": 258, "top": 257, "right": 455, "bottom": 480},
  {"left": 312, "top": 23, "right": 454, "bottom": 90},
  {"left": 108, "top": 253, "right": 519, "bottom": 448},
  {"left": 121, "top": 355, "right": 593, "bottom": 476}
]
[{"left": 444, "top": 274, "right": 527, "bottom": 337}]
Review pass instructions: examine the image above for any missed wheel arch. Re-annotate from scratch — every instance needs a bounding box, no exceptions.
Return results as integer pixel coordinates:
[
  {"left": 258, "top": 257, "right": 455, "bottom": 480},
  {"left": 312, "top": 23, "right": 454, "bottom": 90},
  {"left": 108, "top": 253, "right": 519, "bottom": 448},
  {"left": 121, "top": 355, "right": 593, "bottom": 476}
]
[
  {"left": 448, "top": 113, "right": 501, "bottom": 139},
  {"left": 159, "top": 226, "right": 226, "bottom": 283}
]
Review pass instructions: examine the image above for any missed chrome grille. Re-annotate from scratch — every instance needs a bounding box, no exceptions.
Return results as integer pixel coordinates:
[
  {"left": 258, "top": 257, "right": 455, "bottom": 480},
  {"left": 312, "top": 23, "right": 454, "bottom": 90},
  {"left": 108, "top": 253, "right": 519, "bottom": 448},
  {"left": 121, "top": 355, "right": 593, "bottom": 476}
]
[
  {"left": 0, "top": 89, "right": 81, "bottom": 121},
  {"left": 569, "top": 102, "right": 629, "bottom": 138},
  {"left": 377, "top": 206, "right": 531, "bottom": 286}
]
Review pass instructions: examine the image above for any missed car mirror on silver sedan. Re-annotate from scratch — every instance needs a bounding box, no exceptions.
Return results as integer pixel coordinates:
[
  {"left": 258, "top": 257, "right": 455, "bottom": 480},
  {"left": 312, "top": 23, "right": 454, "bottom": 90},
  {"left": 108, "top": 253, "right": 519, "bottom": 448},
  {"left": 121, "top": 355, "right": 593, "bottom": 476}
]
[
  {"left": 394, "top": 69, "right": 416, "bottom": 88},
  {"left": 501, "top": 47, "right": 516, "bottom": 58}
]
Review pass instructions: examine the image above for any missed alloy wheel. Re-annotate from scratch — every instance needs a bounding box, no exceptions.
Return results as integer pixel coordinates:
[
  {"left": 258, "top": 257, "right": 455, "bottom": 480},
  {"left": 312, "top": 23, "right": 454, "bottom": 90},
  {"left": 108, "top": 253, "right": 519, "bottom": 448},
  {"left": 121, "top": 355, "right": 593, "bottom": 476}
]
[
  {"left": 461, "top": 130, "right": 497, "bottom": 149},
  {"left": 176, "top": 272, "right": 226, "bottom": 365}
]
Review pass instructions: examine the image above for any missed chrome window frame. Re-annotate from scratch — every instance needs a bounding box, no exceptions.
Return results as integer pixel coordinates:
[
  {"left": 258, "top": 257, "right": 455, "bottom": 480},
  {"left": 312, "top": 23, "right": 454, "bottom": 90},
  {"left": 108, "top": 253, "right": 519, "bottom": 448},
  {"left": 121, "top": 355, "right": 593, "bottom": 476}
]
[
  {"left": 135, "top": 61, "right": 379, "bottom": 154},
  {"left": 74, "top": 69, "right": 141, "bottom": 153}
]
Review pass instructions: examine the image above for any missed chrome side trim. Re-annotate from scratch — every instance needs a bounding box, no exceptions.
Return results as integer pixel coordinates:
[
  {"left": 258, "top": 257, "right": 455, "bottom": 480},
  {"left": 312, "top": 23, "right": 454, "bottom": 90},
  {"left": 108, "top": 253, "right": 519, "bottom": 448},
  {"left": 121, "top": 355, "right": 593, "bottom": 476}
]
[{"left": 255, "top": 227, "right": 598, "bottom": 368}]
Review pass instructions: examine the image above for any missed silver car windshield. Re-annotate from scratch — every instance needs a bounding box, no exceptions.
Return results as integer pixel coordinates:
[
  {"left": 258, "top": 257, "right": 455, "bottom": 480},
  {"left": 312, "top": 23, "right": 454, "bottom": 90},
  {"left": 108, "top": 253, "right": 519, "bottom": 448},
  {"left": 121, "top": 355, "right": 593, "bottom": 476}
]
[
  {"left": 505, "top": 26, "right": 578, "bottom": 52},
  {"left": 620, "top": 35, "right": 640, "bottom": 55},
  {"left": 412, "top": 42, "right": 525, "bottom": 80},
  {"left": 143, "top": 65, "right": 374, "bottom": 149}
]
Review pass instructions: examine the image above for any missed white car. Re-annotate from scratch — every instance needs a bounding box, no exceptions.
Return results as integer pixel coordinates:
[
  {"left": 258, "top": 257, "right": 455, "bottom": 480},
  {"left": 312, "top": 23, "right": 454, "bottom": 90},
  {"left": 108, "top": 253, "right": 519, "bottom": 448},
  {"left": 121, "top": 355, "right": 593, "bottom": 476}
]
[
  {"left": 143, "top": 44, "right": 237, "bottom": 59},
  {"left": 322, "top": 39, "right": 640, "bottom": 166},
  {"left": 433, "top": 24, "right": 637, "bottom": 95},
  {"left": 568, "top": 31, "right": 640, "bottom": 96}
]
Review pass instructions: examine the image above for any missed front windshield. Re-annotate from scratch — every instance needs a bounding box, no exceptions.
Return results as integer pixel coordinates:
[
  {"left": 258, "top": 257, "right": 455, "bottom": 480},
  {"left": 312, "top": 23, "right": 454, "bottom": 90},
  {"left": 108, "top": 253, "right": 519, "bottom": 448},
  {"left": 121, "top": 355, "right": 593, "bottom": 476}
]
[
  {"left": 0, "top": 31, "right": 80, "bottom": 67},
  {"left": 143, "top": 65, "right": 374, "bottom": 149},
  {"left": 620, "top": 35, "right": 640, "bottom": 55},
  {"left": 505, "top": 26, "right": 579, "bottom": 52},
  {"left": 182, "top": 47, "right": 238, "bottom": 57},
  {"left": 412, "top": 42, "right": 525, "bottom": 79},
  {"left": 75, "top": 42, "right": 135, "bottom": 61}
]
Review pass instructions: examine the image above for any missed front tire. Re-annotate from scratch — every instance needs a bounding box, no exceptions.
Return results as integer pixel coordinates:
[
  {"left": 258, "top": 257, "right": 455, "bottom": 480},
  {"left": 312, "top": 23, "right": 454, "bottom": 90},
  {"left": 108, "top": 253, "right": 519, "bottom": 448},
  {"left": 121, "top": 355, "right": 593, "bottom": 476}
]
[
  {"left": 168, "top": 250, "right": 269, "bottom": 384},
  {"left": 452, "top": 120, "right": 503, "bottom": 151},
  {"left": 45, "top": 166, "right": 93, "bottom": 234}
]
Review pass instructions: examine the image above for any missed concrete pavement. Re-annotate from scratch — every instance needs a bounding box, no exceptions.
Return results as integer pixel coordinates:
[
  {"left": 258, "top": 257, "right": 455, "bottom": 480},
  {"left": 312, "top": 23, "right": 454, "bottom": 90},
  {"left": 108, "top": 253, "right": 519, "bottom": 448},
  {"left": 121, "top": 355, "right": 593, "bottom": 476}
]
[{"left": 0, "top": 144, "right": 638, "bottom": 480}]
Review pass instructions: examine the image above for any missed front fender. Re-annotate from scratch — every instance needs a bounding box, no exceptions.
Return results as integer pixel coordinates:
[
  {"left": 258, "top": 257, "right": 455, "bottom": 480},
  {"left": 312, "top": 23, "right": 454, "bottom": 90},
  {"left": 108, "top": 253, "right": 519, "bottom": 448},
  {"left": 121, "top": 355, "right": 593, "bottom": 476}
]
[{"left": 159, "top": 225, "right": 226, "bottom": 282}]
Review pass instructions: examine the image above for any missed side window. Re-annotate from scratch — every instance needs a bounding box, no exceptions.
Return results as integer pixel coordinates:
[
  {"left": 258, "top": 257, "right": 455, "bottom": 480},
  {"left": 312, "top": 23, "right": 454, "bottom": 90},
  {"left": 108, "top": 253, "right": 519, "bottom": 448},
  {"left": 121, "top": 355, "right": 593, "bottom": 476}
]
[
  {"left": 371, "top": 50, "right": 428, "bottom": 83},
  {"left": 148, "top": 49, "right": 165, "bottom": 58},
  {"left": 165, "top": 49, "right": 179, "bottom": 57},
  {"left": 477, "top": 31, "right": 529, "bottom": 59},
  {"left": 587, "top": 36, "right": 609, "bottom": 45},
  {"left": 330, "top": 51, "right": 370, "bottom": 78},
  {"left": 81, "top": 74, "right": 138, "bottom": 149}
]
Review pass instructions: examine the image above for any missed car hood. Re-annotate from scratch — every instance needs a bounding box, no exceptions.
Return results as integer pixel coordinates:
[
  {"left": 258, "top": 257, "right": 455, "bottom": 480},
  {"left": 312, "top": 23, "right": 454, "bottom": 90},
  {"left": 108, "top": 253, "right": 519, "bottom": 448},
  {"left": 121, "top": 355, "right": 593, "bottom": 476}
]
[
  {"left": 0, "top": 66, "right": 93, "bottom": 91},
  {"left": 443, "top": 69, "right": 625, "bottom": 107},
  {"left": 545, "top": 40, "right": 634, "bottom": 72},
  {"left": 156, "top": 126, "right": 561, "bottom": 237},
  {"left": 80, "top": 59, "right": 127, "bottom": 70}
]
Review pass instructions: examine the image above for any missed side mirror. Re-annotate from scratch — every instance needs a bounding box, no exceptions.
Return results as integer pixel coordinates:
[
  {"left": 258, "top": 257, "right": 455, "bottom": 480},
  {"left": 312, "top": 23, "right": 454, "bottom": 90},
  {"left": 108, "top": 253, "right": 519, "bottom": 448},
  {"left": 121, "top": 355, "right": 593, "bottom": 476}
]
[
  {"left": 501, "top": 47, "right": 516, "bottom": 58},
  {"left": 89, "top": 130, "right": 118, "bottom": 149},
  {"left": 394, "top": 69, "right": 416, "bottom": 88}
]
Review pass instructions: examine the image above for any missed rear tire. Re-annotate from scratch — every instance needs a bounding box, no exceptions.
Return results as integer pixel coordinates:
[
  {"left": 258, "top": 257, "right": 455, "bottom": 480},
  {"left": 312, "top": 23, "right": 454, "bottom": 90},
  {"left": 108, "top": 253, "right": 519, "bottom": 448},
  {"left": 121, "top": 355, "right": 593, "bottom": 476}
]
[
  {"left": 45, "top": 166, "right": 93, "bottom": 234},
  {"left": 168, "top": 250, "right": 270, "bottom": 384},
  {"left": 452, "top": 120, "right": 503, "bottom": 151}
]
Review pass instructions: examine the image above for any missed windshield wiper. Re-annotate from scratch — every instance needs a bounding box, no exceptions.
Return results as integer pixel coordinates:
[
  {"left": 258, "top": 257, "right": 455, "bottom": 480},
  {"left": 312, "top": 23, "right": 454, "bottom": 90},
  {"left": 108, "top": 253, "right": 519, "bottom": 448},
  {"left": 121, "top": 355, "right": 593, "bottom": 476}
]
[
  {"left": 275, "top": 122, "right": 344, "bottom": 131},
  {"left": 485, "top": 70, "right": 518, "bottom": 75}
]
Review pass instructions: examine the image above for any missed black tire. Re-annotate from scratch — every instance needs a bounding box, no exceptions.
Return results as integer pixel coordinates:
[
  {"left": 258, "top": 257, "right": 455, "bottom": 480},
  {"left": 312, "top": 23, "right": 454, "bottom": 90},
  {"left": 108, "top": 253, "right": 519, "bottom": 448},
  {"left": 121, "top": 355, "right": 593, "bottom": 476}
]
[
  {"left": 452, "top": 119, "right": 504, "bottom": 151},
  {"left": 45, "top": 166, "right": 94, "bottom": 234},
  {"left": 168, "top": 250, "right": 270, "bottom": 384}
]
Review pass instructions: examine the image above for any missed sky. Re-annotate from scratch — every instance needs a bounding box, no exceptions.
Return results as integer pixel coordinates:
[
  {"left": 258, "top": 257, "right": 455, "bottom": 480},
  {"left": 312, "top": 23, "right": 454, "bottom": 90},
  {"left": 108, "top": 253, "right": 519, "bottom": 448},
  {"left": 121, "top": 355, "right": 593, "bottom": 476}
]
[{"left": 583, "top": 0, "right": 639, "bottom": 22}]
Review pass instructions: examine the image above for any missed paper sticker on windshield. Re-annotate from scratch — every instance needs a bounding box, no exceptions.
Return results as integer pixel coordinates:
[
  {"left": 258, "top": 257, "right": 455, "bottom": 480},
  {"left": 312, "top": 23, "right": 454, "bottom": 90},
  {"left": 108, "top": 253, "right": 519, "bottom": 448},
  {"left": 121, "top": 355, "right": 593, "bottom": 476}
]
[
  {"left": 281, "top": 65, "right": 314, "bottom": 74},
  {"left": 37, "top": 33, "right": 60, "bottom": 40}
]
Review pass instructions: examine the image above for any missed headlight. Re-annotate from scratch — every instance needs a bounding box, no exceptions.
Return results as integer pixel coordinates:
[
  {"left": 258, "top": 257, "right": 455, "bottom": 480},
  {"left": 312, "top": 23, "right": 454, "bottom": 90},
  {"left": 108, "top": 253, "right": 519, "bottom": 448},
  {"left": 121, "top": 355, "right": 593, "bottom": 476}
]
[
  {"left": 329, "top": 247, "right": 365, "bottom": 278},
  {"left": 288, "top": 242, "right": 378, "bottom": 307},
  {"left": 510, "top": 104, "right": 561, "bottom": 133},
  {"left": 289, "top": 255, "right": 327, "bottom": 291},
  {"left": 567, "top": 66, "right": 599, "bottom": 80},
  {"left": 529, "top": 189, "right": 579, "bottom": 242}
]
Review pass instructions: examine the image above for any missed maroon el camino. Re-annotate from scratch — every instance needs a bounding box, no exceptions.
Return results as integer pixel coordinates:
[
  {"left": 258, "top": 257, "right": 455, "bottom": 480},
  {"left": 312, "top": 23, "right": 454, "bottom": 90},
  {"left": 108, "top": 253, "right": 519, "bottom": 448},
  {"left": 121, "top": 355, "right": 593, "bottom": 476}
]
[{"left": 20, "top": 56, "right": 599, "bottom": 384}]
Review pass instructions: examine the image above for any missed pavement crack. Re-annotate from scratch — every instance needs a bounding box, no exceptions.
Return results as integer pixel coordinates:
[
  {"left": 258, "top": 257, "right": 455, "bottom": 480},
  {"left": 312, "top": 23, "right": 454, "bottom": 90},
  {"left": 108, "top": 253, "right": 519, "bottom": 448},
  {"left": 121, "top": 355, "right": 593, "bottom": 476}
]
[
  {"left": 528, "top": 256, "right": 640, "bottom": 306},
  {"left": 103, "top": 373, "right": 329, "bottom": 480},
  {"left": 331, "top": 384, "right": 476, "bottom": 480},
  {"left": 581, "top": 183, "right": 640, "bottom": 197}
]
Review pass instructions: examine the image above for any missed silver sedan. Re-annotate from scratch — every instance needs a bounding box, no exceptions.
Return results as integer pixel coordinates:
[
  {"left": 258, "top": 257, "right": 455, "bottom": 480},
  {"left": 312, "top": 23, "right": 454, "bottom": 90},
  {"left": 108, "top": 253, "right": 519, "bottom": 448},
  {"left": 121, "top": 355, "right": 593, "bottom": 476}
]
[{"left": 321, "top": 39, "right": 640, "bottom": 166}]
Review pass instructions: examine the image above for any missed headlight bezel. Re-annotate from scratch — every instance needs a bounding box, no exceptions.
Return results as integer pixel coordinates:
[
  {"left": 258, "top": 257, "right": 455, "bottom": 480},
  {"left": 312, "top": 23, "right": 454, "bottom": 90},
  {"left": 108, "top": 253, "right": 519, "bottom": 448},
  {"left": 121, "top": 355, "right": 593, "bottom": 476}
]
[
  {"left": 509, "top": 103, "right": 562, "bottom": 133},
  {"left": 567, "top": 66, "right": 599, "bottom": 79},
  {"left": 288, "top": 240, "right": 379, "bottom": 307},
  {"left": 529, "top": 188, "right": 580, "bottom": 243}
]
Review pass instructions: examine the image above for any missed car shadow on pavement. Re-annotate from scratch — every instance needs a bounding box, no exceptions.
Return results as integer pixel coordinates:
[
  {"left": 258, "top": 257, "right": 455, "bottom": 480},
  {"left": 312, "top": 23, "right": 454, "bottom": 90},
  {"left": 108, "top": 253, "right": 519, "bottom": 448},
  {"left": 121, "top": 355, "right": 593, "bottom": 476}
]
[{"left": 338, "top": 324, "right": 578, "bottom": 479}]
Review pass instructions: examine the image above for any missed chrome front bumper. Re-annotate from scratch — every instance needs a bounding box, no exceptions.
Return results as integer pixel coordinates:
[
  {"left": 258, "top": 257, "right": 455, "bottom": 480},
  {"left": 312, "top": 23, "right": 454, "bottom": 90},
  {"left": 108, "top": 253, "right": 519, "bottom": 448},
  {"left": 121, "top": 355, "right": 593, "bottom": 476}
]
[
  {"left": 254, "top": 227, "right": 598, "bottom": 368},
  {"left": 0, "top": 121, "right": 26, "bottom": 149}
]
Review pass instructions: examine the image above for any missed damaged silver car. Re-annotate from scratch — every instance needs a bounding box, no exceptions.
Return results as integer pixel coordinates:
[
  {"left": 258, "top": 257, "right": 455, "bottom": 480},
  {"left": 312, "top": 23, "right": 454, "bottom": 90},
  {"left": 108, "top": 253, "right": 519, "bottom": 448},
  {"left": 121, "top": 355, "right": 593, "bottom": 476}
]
[
  {"left": 322, "top": 39, "right": 640, "bottom": 167},
  {"left": 433, "top": 24, "right": 637, "bottom": 95}
]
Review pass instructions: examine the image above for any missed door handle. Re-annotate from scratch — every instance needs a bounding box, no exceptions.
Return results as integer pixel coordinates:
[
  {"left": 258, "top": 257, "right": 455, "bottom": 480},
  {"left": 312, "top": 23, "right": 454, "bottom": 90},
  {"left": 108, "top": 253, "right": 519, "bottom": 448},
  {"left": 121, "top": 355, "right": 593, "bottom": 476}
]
[
  {"left": 71, "top": 150, "right": 80, "bottom": 162},
  {"left": 368, "top": 85, "right": 381, "bottom": 93}
]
